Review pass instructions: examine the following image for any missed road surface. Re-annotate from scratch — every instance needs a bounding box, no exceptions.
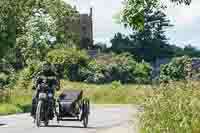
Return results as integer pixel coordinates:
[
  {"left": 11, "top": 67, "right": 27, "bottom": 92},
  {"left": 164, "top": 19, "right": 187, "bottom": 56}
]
[{"left": 0, "top": 105, "right": 139, "bottom": 133}]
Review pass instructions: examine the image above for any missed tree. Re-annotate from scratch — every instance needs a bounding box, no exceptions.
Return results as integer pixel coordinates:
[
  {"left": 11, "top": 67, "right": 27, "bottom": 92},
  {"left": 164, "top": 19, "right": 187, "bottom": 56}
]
[
  {"left": 111, "top": 8, "right": 174, "bottom": 62},
  {"left": 132, "top": 8, "right": 174, "bottom": 61},
  {"left": 16, "top": 9, "right": 57, "bottom": 66},
  {"left": 0, "top": 0, "right": 79, "bottom": 72},
  {"left": 0, "top": 0, "right": 78, "bottom": 60},
  {"left": 120, "top": 0, "right": 192, "bottom": 31},
  {"left": 111, "top": 33, "right": 133, "bottom": 54},
  {"left": 183, "top": 45, "right": 200, "bottom": 57}
]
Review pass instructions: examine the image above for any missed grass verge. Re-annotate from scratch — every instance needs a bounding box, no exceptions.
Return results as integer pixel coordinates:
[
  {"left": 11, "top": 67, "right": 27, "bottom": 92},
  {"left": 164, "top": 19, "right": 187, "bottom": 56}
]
[
  {"left": 0, "top": 80, "right": 33, "bottom": 115},
  {"left": 140, "top": 82, "right": 200, "bottom": 133}
]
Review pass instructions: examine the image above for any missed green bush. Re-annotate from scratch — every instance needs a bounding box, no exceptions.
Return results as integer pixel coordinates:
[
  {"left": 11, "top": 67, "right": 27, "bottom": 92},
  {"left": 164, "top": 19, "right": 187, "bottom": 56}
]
[
  {"left": 134, "top": 62, "right": 152, "bottom": 84},
  {"left": 111, "top": 81, "right": 122, "bottom": 89},
  {"left": 140, "top": 82, "right": 200, "bottom": 133},
  {"left": 47, "top": 48, "right": 90, "bottom": 65},
  {"left": 160, "top": 56, "right": 191, "bottom": 82},
  {"left": 106, "top": 53, "right": 151, "bottom": 83},
  {"left": 0, "top": 62, "right": 16, "bottom": 89},
  {"left": 19, "top": 61, "right": 43, "bottom": 80},
  {"left": 0, "top": 73, "right": 9, "bottom": 88},
  {"left": 0, "top": 71, "right": 17, "bottom": 89},
  {"left": 47, "top": 48, "right": 90, "bottom": 80},
  {"left": 80, "top": 60, "right": 106, "bottom": 84},
  {"left": 47, "top": 51, "right": 151, "bottom": 84},
  {"left": 79, "top": 53, "right": 151, "bottom": 84}
]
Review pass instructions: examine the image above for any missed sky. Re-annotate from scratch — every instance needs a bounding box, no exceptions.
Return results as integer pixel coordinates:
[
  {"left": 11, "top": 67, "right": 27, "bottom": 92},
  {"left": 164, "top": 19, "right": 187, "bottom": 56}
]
[
  {"left": 65, "top": 0, "right": 200, "bottom": 48},
  {"left": 164, "top": 0, "right": 200, "bottom": 48}
]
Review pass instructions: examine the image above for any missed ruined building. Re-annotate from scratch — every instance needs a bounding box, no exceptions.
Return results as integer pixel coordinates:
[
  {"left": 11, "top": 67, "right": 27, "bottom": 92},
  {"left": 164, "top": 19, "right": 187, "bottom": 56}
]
[{"left": 65, "top": 8, "right": 93, "bottom": 49}]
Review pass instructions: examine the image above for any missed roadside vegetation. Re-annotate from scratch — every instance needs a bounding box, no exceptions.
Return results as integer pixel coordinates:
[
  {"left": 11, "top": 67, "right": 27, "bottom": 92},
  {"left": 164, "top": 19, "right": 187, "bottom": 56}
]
[
  {"left": 140, "top": 82, "right": 200, "bottom": 133},
  {"left": 0, "top": 80, "right": 33, "bottom": 115}
]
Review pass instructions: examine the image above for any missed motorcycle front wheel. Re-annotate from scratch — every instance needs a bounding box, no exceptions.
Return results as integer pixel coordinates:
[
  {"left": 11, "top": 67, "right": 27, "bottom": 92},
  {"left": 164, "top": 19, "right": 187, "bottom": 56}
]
[{"left": 36, "top": 100, "right": 43, "bottom": 127}]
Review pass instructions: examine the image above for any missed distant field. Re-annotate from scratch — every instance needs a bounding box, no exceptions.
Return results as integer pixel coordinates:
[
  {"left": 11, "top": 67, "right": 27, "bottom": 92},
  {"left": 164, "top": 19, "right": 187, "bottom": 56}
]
[
  {"left": 0, "top": 80, "right": 156, "bottom": 115},
  {"left": 60, "top": 80, "right": 156, "bottom": 104}
]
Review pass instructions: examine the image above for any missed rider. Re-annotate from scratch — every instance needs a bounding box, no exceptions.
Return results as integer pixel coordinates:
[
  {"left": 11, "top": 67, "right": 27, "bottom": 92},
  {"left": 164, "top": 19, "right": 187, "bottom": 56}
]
[{"left": 31, "top": 62, "right": 60, "bottom": 117}]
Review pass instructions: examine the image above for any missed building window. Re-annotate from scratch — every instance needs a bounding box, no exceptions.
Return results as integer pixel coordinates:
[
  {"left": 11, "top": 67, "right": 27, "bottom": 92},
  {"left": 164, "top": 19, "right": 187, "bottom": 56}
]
[{"left": 82, "top": 26, "right": 86, "bottom": 32}]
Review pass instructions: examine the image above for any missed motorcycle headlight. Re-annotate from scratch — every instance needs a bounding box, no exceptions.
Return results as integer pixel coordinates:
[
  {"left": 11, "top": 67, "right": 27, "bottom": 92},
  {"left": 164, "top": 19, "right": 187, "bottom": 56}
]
[{"left": 48, "top": 93, "right": 53, "bottom": 98}]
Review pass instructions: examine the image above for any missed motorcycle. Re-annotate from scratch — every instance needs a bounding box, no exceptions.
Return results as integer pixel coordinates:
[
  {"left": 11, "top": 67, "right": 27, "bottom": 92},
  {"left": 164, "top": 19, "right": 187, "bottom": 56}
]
[{"left": 34, "top": 77, "right": 56, "bottom": 127}]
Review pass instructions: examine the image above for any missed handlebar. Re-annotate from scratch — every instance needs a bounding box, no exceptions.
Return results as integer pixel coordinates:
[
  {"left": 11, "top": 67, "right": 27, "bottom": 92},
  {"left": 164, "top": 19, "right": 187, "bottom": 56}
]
[
  {"left": 36, "top": 76, "right": 57, "bottom": 80},
  {"left": 34, "top": 76, "right": 60, "bottom": 91}
]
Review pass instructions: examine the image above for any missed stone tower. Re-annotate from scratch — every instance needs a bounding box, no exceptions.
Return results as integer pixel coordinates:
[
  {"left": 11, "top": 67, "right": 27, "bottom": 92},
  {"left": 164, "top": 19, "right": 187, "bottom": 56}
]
[{"left": 65, "top": 8, "right": 93, "bottom": 49}]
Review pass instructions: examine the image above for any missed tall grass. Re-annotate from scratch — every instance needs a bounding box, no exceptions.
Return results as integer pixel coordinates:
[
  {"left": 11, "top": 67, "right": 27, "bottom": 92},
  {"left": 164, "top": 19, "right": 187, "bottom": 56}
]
[
  {"left": 0, "top": 90, "right": 11, "bottom": 103},
  {"left": 140, "top": 82, "right": 200, "bottom": 133}
]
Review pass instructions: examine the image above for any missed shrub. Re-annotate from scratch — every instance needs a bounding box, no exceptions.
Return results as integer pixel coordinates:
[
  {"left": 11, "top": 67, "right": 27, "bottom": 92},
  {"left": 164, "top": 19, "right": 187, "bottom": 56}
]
[
  {"left": 80, "top": 60, "right": 106, "bottom": 84},
  {"left": 85, "top": 72, "right": 106, "bottom": 84},
  {"left": 0, "top": 73, "right": 9, "bottom": 89},
  {"left": 47, "top": 48, "right": 90, "bottom": 66},
  {"left": 134, "top": 62, "right": 152, "bottom": 84},
  {"left": 80, "top": 53, "right": 151, "bottom": 84},
  {"left": 47, "top": 51, "right": 151, "bottom": 84},
  {"left": 102, "top": 53, "right": 151, "bottom": 84},
  {"left": 0, "top": 62, "right": 16, "bottom": 89},
  {"left": 47, "top": 48, "right": 90, "bottom": 80},
  {"left": 159, "top": 56, "right": 192, "bottom": 82},
  {"left": 0, "top": 70, "right": 17, "bottom": 89},
  {"left": 19, "top": 61, "right": 43, "bottom": 80},
  {"left": 111, "top": 81, "right": 122, "bottom": 89},
  {"left": 99, "top": 53, "right": 138, "bottom": 83}
]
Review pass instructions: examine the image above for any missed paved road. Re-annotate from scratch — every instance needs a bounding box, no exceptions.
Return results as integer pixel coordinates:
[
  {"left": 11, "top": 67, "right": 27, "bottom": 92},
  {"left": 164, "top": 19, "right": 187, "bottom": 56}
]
[{"left": 0, "top": 105, "right": 139, "bottom": 133}]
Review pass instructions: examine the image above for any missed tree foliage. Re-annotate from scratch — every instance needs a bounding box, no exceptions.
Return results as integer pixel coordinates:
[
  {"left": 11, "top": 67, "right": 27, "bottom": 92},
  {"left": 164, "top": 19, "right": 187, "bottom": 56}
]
[
  {"left": 111, "top": 8, "right": 174, "bottom": 62},
  {"left": 183, "top": 45, "right": 200, "bottom": 57},
  {"left": 16, "top": 9, "right": 56, "bottom": 66},
  {"left": 121, "top": 0, "right": 192, "bottom": 30},
  {"left": 110, "top": 33, "right": 133, "bottom": 54},
  {"left": 0, "top": 0, "right": 79, "bottom": 88},
  {"left": 0, "top": 0, "right": 78, "bottom": 60}
]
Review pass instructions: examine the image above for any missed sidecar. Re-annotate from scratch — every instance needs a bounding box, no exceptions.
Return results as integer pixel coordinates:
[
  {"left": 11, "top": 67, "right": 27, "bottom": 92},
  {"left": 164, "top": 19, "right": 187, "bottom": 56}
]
[{"left": 56, "top": 90, "right": 90, "bottom": 128}]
